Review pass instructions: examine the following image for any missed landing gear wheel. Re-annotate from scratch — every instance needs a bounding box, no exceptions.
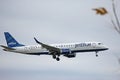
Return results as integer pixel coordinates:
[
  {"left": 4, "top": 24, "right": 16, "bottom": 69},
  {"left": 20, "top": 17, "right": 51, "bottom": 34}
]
[
  {"left": 56, "top": 57, "right": 60, "bottom": 61},
  {"left": 96, "top": 54, "right": 98, "bottom": 57},
  {"left": 95, "top": 52, "right": 98, "bottom": 57},
  {"left": 52, "top": 55, "right": 56, "bottom": 59}
]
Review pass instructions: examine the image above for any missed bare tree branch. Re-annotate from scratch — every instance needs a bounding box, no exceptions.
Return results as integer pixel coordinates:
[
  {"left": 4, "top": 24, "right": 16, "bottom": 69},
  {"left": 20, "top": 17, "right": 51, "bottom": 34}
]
[
  {"left": 112, "top": 0, "right": 120, "bottom": 31},
  {"left": 111, "top": 19, "right": 120, "bottom": 34}
]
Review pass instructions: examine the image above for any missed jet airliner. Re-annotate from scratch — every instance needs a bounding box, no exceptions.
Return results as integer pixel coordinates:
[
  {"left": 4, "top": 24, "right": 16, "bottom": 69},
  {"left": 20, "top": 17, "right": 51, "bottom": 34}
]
[{"left": 0, "top": 32, "right": 108, "bottom": 61}]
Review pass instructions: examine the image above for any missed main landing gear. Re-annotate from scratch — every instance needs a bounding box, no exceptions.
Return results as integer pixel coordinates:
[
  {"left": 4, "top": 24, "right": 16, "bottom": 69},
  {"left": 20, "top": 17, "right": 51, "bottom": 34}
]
[
  {"left": 56, "top": 57, "right": 60, "bottom": 61},
  {"left": 52, "top": 54, "right": 60, "bottom": 61}
]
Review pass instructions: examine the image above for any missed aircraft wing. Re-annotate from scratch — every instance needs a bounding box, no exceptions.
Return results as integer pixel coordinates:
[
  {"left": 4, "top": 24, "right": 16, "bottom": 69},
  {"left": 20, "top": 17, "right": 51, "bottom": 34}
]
[{"left": 34, "top": 38, "right": 61, "bottom": 54}]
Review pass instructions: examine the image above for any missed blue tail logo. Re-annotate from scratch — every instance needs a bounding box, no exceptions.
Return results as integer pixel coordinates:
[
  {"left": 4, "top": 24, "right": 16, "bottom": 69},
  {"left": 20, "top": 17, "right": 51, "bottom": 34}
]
[{"left": 4, "top": 32, "right": 24, "bottom": 47}]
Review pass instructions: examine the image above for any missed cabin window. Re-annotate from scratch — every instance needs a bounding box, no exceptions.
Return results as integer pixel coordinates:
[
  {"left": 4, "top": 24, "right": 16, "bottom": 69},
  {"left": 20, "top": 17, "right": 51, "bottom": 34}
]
[{"left": 98, "top": 43, "right": 101, "bottom": 45}]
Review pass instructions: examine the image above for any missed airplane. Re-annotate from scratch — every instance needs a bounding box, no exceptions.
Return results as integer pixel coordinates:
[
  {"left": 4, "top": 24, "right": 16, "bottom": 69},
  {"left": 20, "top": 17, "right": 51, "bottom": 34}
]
[{"left": 0, "top": 32, "right": 108, "bottom": 61}]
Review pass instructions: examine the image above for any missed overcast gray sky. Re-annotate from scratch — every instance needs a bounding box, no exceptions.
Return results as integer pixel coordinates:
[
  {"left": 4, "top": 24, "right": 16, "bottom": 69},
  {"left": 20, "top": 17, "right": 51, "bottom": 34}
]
[{"left": 0, "top": 0, "right": 120, "bottom": 80}]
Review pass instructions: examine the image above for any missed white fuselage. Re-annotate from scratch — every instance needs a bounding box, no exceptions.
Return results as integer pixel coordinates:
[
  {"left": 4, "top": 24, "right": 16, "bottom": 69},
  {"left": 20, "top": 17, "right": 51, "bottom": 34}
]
[{"left": 6, "top": 42, "right": 108, "bottom": 55}]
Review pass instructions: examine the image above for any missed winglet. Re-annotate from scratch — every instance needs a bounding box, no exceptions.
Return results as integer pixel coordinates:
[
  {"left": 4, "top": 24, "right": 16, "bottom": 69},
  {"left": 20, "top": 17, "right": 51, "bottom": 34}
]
[{"left": 34, "top": 37, "right": 42, "bottom": 44}]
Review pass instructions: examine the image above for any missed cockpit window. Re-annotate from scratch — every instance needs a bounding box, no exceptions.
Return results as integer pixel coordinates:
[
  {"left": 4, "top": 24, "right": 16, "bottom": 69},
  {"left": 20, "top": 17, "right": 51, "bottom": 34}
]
[{"left": 98, "top": 43, "right": 103, "bottom": 45}]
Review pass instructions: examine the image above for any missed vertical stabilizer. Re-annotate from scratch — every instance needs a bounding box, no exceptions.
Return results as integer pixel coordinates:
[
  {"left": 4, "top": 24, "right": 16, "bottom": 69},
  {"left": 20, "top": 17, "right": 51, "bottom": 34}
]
[{"left": 4, "top": 32, "right": 24, "bottom": 47}]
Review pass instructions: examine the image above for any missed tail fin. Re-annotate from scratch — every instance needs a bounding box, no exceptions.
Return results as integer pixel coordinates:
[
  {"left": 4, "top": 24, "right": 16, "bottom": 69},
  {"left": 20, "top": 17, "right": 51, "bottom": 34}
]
[{"left": 4, "top": 32, "right": 24, "bottom": 47}]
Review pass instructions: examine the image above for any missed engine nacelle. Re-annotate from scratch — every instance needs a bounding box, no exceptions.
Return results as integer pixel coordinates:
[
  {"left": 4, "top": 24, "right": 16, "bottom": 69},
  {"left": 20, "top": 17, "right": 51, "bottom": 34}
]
[
  {"left": 60, "top": 49, "right": 71, "bottom": 54},
  {"left": 64, "top": 53, "right": 76, "bottom": 58}
]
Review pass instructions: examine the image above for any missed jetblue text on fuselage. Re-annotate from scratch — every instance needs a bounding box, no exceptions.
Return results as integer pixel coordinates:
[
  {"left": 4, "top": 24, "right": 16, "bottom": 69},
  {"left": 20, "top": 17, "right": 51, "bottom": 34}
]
[{"left": 75, "top": 43, "right": 92, "bottom": 48}]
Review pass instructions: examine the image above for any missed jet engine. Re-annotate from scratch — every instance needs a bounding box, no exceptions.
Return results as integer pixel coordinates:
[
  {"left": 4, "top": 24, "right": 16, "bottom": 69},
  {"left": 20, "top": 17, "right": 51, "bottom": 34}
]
[{"left": 63, "top": 53, "right": 76, "bottom": 58}]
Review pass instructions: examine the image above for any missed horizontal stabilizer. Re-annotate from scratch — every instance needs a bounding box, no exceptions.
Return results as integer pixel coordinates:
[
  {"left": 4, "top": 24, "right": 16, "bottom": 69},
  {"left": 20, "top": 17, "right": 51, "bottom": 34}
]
[{"left": 0, "top": 45, "right": 16, "bottom": 50}]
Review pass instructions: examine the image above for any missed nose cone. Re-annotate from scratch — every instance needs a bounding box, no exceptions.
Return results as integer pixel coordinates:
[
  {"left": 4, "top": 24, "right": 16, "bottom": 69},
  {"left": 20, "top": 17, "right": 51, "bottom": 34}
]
[
  {"left": 104, "top": 47, "right": 109, "bottom": 50},
  {"left": 103, "top": 45, "right": 109, "bottom": 50}
]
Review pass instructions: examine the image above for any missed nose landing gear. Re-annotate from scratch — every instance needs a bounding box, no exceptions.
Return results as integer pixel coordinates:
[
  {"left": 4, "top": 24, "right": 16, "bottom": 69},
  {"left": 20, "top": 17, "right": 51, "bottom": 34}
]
[{"left": 95, "top": 51, "right": 98, "bottom": 57}]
